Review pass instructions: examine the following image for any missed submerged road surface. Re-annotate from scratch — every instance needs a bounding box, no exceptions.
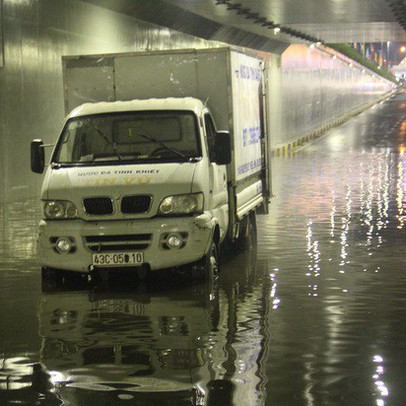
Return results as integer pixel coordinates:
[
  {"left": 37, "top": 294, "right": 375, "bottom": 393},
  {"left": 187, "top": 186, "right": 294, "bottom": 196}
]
[{"left": 2, "top": 92, "right": 406, "bottom": 405}]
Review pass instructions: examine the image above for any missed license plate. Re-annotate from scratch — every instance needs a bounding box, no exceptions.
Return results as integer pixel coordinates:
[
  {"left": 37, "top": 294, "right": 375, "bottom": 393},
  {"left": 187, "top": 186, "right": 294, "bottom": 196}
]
[{"left": 92, "top": 252, "right": 144, "bottom": 267}]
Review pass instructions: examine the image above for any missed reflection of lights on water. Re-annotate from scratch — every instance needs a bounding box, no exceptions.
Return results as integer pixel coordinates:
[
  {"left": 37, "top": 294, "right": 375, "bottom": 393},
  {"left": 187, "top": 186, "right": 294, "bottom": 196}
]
[
  {"left": 118, "top": 394, "right": 135, "bottom": 400},
  {"left": 302, "top": 154, "right": 395, "bottom": 294},
  {"left": 0, "top": 358, "right": 59, "bottom": 391},
  {"left": 375, "top": 381, "right": 389, "bottom": 396},
  {"left": 49, "top": 370, "right": 65, "bottom": 385},
  {"left": 338, "top": 183, "right": 352, "bottom": 271},
  {"left": 359, "top": 154, "right": 392, "bottom": 250},
  {"left": 272, "top": 298, "right": 281, "bottom": 309},
  {"left": 372, "top": 354, "right": 389, "bottom": 405},
  {"left": 396, "top": 152, "right": 406, "bottom": 229},
  {"left": 306, "top": 221, "right": 320, "bottom": 297},
  {"left": 330, "top": 194, "right": 336, "bottom": 239},
  {"left": 237, "top": 359, "right": 246, "bottom": 373},
  {"left": 364, "top": 165, "right": 375, "bottom": 247},
  {"left": 373, "top": 355, "right": 384, "bottom": 363},
  {"left": 376, "top": 160, "right": 390, "bottom": 236},
  {"left": 375, "top": 365, "right": 384, "bottom": 374},
  {"left": 0, "top": 358, "right": 34, "bottom": 390},
  {"left": 269, "top": 268, "right": 281, "bottom": 310},
  {"left": 339, "top": 217, "right": 349, "bottom": 269}
]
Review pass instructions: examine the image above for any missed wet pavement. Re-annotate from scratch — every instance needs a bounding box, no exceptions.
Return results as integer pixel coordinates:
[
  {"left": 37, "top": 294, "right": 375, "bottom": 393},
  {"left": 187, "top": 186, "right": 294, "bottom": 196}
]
[{"left": 2, "top": 92, "right": 406, "bottom": 405}]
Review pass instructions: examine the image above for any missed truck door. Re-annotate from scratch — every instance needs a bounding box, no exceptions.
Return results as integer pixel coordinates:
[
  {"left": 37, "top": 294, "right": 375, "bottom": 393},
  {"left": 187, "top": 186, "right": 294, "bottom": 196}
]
[{"left": 204, "top": 113, "right": 228, "bottom": 233}]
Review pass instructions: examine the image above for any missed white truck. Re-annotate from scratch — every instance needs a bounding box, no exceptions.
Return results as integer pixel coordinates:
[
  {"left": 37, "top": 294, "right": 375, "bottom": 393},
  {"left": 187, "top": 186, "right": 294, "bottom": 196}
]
[{"left": 31, "top": 47, "right": 271, "bottom": 280}]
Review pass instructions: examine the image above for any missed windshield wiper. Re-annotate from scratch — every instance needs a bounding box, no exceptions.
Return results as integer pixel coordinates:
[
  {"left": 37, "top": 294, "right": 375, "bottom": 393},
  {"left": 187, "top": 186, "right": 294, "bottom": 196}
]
[
  {"left": 136, "top": 133, "right": 188, "bottom": 159},
  {"left": 94, "top": 127, "right": 122, "bottom": 160}
]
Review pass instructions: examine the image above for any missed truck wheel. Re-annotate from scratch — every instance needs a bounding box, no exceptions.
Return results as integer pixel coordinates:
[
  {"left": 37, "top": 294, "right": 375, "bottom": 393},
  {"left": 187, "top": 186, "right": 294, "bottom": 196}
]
[{"left": 193, "top": 241, "right": 220, "bottom": 282}]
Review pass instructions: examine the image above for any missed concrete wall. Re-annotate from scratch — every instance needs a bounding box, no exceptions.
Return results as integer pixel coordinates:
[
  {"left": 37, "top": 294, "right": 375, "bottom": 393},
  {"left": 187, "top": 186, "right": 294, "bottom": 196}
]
[{"left": 269, "top": 44, "right": 396, "bottom": 150}]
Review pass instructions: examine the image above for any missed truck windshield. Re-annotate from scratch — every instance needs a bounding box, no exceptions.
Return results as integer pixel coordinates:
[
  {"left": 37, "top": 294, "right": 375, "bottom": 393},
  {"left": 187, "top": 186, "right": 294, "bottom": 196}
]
[{"left": 53, "top": 111, "right": 201, "bottom": 164}]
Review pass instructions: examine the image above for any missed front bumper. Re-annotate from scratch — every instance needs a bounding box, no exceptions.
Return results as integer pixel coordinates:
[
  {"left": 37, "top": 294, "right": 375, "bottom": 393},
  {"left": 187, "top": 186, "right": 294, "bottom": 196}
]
[{"left": 37, "top": 214, "right": 215, "bottom": 273}]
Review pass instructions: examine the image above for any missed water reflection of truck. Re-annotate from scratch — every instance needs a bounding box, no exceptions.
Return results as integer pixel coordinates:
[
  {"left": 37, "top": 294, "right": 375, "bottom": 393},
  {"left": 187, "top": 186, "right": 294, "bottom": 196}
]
[
  {"left": 37, "top": 244, "right": 268, "bottom": 405},
  {"left": 30, "top": 47, "right": 271, "bottom": 280},
  {"left": 38, "top": 287, "right": 215, "bottom": 404}
]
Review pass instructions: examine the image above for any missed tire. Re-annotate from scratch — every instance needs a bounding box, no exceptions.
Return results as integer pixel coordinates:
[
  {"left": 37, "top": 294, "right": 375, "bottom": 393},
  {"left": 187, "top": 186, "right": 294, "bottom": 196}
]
[{"left": 193, "top": 240, "right": 220, "bottom": 282}]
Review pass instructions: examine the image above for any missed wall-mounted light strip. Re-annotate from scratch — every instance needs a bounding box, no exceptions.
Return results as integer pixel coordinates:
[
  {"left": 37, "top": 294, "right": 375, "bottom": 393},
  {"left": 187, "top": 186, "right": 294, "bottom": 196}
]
[
  {"left": 386, "top": 0, "right": 406, "bottom": 30},
  {"left": 215, "top": 0, "right": 324, "bottom": 45}
]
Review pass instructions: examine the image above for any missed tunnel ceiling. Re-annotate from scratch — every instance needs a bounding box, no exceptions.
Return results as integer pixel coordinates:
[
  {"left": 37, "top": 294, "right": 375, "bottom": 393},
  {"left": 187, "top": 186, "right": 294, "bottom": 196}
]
[
  {"left": 164, "top": 0, "right": 406, "bottom": 43},
  {"left": 84, "top": 0, "right": 406, "bottom": 54}
]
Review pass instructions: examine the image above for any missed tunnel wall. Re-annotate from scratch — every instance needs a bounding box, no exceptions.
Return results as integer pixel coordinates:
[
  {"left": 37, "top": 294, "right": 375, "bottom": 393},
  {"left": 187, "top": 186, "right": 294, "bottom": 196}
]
[
  {"left": 270, "top": 44, "right": 396, "bottom": 150},
  {"left": 0, "top": 1, "right": 397, "bottom": 202},
  {"left": 0, "top": 0, "right": 220, "bottom": 202}
]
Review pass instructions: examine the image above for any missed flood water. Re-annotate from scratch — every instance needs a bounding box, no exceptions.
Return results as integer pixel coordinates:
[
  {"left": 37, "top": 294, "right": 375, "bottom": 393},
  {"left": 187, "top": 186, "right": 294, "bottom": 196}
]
[{"left": 2, "top": 93, "right": 406, "bottom": 405}]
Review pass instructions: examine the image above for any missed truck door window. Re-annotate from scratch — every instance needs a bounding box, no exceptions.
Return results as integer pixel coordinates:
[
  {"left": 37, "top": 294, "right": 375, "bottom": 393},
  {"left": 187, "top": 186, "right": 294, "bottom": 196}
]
[{"left": 204, "top": 114, "right": 216, "bottom": 162}]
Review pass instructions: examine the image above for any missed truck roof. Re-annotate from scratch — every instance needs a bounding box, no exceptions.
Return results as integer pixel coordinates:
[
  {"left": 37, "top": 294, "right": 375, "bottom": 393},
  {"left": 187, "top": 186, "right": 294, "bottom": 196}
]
[{"left": 67, "top": 97, "right": 206, "bottom": 118}]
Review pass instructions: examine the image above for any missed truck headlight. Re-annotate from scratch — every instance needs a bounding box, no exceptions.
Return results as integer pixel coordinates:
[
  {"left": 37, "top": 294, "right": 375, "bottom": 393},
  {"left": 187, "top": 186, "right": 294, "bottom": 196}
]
[
  {"left": 158, "top": 193, "right": 204, "bottom": 216},
  {"left": 43, "top": 200, "right": 79, "bottom": 220}
]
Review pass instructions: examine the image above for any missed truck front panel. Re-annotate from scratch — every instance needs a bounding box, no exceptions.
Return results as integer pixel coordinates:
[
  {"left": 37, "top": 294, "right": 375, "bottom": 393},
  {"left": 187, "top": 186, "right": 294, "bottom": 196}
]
[{"left": 38, "top": 215, "right": 214, "bottom": 272}]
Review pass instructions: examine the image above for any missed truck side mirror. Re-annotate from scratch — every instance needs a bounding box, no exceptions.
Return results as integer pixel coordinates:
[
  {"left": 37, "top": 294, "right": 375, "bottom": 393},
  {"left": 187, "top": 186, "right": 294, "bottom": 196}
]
[
  {"left": 214, "top": 131, "right": 231, "bottom": 165},
  {"left": 31, "top": 139, "right": 45, "bottom": 174}
]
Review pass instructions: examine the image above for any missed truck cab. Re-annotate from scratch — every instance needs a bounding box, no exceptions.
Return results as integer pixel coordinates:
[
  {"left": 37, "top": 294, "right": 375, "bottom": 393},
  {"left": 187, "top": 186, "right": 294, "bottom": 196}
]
[{"left": 32, "top": 97, "right": 231, "bottom": 278}]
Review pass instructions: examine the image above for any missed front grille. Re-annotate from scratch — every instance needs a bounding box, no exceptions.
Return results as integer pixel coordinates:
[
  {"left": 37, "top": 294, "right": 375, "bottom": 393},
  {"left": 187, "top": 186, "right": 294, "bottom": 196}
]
[
  {"left": 85, "top": 234, "right": 152, "bottom": 252},
  {"left": 83, "top": 197, "right": 113, "bottom": 215},
  {"left": 121, "top": 195, "right": 151, "bottom": 214}
]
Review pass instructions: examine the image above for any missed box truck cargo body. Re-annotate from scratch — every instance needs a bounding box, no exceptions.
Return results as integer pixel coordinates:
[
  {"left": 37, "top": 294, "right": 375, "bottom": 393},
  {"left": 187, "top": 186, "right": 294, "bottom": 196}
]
[{"left": 31, "top": 48, "right": 271, "bottom": 278}]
